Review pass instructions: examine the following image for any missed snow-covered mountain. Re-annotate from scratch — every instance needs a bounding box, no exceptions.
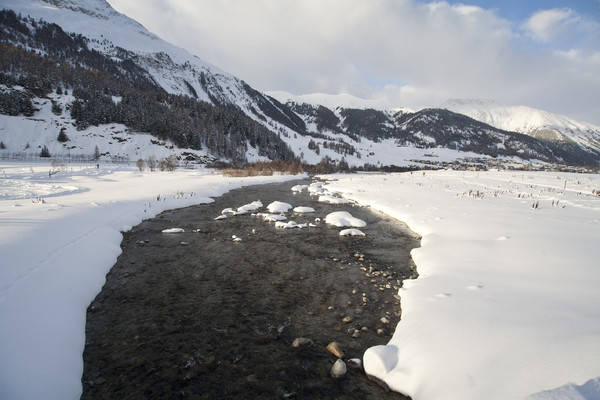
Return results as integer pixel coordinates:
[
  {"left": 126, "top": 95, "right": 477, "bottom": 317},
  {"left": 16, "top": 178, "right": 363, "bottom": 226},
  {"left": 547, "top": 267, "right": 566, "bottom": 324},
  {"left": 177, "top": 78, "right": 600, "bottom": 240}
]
[
  {"left": 2, "top": 0, "right": 267, "bottom": 110},
  {"left": 0, "top": 0, "right": 599, "bottom": 168},
  {"left": 0, "top": 0, "right": 305, "bottom": 130},
  {"left": 268, "top": 90, "right": 415, "bottom": 115},
  {"left": 443, "top": 99, "right": 600, "bottom": 159},
  {"left": 0, "top": 0, "right": 304, "bottom": 164}
]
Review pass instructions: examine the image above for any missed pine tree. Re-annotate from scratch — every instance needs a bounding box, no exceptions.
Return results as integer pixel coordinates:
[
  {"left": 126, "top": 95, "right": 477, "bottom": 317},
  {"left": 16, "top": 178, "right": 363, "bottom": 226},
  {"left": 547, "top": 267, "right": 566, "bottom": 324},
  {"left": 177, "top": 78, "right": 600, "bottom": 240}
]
[
  {"left": 40, "top": 145, "right": 50, "bottom": 157},
  {"left": 93, "top": 145, "right": 100, "bottom": 161},
  {"left": 51, "top": 100, "right": 63, "bottom": 115},
  {"left": 57, "top": 128, "right": 68, "bottom": 142}
]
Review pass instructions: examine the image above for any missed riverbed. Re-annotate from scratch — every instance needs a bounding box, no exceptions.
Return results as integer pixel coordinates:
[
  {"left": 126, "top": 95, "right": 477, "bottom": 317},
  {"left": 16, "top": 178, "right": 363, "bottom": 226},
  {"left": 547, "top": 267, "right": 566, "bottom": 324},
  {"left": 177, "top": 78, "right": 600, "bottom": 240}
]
[{"left": 81, "top": 178, "right": 419, "bottom": 399}]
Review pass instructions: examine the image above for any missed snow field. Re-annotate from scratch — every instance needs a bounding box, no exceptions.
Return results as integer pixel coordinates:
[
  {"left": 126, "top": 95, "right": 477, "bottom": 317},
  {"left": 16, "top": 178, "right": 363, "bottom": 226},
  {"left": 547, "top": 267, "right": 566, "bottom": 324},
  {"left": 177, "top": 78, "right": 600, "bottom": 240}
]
[
  {"left": 322, "top": 170, "right": 600, "bottom": 400},
  {"left": 0, "top": 162, "right": 302, "bottom": 400}
]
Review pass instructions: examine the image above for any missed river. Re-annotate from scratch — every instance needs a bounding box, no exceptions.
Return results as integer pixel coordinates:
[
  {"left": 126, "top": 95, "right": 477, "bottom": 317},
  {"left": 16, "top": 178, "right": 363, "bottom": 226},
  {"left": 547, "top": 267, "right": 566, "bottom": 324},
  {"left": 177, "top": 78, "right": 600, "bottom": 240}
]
[{"left": 81, "top": 178, "right": 419, "bottom": 399}]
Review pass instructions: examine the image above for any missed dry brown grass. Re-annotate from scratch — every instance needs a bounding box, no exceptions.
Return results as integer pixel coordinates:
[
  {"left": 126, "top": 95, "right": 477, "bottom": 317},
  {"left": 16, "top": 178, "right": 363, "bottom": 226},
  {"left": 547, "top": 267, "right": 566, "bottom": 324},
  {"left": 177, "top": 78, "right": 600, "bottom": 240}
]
[{"left": 220, "top": 161, "right": 304, "bottom": 177}]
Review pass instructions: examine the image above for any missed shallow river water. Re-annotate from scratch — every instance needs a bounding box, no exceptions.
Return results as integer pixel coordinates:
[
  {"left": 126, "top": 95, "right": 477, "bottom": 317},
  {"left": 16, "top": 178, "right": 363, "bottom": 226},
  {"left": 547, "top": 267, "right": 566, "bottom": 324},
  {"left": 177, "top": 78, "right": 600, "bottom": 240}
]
[{"left": 81, "top": 178, "right": 420, "bottom": 399}]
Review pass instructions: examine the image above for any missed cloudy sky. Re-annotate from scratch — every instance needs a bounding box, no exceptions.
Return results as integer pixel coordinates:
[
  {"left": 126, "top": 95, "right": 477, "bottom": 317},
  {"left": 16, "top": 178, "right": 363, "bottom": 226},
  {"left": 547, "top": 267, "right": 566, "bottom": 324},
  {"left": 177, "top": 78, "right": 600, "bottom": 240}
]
[{"left": 106, "top": 0, "right": 600, "bottom": 124}]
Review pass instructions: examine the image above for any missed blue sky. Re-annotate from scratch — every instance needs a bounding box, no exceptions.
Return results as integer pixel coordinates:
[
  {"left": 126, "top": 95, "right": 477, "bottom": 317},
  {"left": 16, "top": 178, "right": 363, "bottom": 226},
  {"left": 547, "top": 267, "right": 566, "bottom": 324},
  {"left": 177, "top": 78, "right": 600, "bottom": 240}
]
[
  {"left": 446, "top": 0, "right": 599, "bottom": 21},
  {"left": 108, "top": 0, "right": 600, "bottom": 124}
]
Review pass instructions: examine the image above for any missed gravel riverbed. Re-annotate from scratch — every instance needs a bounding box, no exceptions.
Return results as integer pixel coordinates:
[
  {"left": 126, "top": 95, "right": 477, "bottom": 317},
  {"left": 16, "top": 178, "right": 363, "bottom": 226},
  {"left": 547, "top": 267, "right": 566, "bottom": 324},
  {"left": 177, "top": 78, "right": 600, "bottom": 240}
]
[{"left": 81, "top": 178, "right": 419, "bottom": 399}]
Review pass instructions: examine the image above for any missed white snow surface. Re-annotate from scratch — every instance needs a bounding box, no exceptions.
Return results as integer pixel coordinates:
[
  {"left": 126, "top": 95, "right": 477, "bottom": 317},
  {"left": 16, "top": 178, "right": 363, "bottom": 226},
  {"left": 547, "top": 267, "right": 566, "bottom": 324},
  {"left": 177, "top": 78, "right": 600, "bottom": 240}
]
[
  {"left": 339, "top": 228, "right": 365, "bottom": 236},
  {"left": 291, "top": 184, "right": 309, "bottom": 192},
  {"left": 318, "top": 194, "right": 350, "bottom": 204},
  {"left": 257, "top": 213, "right": 287, "bottom": 222},
  {"left": 266, "top": 200, "right": 293, "bottom": 213},
  {"left": 237, "top": 200, "right": 263, "bottom": 213},
  {"left": 0, "top": 162, "right": 300, "bottom": 400},
  {"left": 292, "top": 206, "right": 315, "bottom": 213},
  {"left": 324, "top": 211, "right": 366, "bottom": 228},
  {"left": 161, "top": 227, "right": 184, "bottom": 233},
  {"left": 275, "top": 220, "right": 308, "bottom": 229},
  {"left": 322, "top": 170, "right": 600, "bottom": 400}
]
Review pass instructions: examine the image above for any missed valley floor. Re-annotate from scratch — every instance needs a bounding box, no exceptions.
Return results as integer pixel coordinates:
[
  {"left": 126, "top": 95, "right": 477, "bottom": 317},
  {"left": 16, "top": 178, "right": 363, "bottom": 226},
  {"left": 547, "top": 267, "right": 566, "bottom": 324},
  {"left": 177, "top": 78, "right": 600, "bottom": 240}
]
[{"left": 1, "top": 162, "right": 599, "bottom": 399}]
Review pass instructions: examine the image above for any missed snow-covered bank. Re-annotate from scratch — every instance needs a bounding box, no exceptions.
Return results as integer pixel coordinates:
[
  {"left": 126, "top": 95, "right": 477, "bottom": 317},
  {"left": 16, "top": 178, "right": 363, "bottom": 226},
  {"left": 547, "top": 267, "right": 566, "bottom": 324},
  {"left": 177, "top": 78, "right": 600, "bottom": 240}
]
[
  {"left": 322, "top": 170, "right": 600, "bottom": 400},
  {"left": 2, "top": 164, "right": 599, "bottom": 400},
  {"left": 0, "top": 162, "right": 301, "bottom": 400}
]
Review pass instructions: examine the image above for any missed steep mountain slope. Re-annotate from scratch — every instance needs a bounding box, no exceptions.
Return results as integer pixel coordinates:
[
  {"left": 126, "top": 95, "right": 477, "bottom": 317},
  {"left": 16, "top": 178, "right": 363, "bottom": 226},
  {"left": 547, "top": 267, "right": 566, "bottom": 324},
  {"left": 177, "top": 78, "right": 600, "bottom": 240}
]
[
  {"left": 0, "top": 0, "right": 305, "bottom": 130},
  {"left": 443, "top": 99, "right": 600, "bottom": 161},
  {"left": 0, "top": 5, "right": 299, "bottom": 164}
]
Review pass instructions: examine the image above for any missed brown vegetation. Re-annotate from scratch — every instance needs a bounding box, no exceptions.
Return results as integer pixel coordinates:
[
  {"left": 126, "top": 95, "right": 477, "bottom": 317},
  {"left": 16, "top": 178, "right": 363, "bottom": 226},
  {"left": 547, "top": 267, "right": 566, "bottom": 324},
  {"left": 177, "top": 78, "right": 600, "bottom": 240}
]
[{"left": 220, "top": 160, "right": 304, "bottom": 177}]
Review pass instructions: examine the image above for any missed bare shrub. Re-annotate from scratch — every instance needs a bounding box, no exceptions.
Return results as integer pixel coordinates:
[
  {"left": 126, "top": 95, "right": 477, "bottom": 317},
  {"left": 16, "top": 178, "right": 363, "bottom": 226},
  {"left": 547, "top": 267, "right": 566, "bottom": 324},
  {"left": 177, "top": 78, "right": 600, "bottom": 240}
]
[
  {"left": 136, "top": 158, "right": 145, "bottom": 171},
  {"left": 146, "top": 155, "right": 157, "bottom": 171},
  {"left": 164, "top": 155, "right": 178, "bottom": 171},
  {"left": 49, "top": 159, "right": 66, "bottom": 176}
]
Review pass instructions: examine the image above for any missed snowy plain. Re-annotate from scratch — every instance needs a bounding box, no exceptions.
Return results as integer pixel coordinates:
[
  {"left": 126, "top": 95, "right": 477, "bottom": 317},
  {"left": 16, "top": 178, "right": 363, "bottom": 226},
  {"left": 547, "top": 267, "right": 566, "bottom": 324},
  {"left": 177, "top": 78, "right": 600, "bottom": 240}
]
[
  {"left": 322, "top": 170, "right": 600, "bottom": 400},
  {"left": 0, "top": 162, "right": 300, "bottom": 400},
  {"left": 1, "top": 164, "right": 599, "bottom": 400}
]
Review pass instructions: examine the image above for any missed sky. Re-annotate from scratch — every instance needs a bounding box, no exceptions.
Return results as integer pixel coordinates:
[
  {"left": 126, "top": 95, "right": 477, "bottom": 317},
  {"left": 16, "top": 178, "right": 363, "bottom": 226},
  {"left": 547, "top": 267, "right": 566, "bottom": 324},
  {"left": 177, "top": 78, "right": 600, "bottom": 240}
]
[{"left": 105, "top": 0, "right": 600, "bottom": 124}]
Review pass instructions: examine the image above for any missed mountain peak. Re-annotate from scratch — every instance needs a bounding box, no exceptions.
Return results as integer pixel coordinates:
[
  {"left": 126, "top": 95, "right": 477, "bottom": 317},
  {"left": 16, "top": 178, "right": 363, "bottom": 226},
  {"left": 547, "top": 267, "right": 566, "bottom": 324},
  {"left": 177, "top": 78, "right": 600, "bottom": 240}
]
[
  {"left": 3, "top": 0, "right": 161, "bottom": 48},
  {"left": 39, "top": 0, "right": 115, "bottom": 18}
]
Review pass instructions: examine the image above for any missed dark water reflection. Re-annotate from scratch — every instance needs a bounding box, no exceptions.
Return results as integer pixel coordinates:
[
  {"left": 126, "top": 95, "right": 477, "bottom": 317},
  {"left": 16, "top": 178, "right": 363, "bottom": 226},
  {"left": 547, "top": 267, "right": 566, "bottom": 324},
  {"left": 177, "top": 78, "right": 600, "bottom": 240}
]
[{"left": 81, "top": 179, "right": 419, "bottom": 399}]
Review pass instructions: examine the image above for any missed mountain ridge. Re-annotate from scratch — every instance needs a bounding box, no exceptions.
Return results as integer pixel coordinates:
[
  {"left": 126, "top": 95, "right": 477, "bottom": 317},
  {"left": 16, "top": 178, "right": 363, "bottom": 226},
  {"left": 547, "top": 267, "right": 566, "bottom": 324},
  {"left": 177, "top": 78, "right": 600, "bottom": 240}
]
[{"left": 1, "top": 0, "right": 599, "bottom": 169}]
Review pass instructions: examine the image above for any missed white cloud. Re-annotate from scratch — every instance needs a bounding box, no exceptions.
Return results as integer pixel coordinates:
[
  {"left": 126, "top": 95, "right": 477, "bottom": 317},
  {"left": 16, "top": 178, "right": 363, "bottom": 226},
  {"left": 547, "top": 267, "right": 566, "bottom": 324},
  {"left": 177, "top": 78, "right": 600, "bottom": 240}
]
[
  {"left": 522, "top": 8, "right": 600, "bottom": 45},
  {"left": 107, "top": 0, "right": 600, "bottom": 125},
  {"left": 523, "top": 8, "right": 573, "bottom": 42}
]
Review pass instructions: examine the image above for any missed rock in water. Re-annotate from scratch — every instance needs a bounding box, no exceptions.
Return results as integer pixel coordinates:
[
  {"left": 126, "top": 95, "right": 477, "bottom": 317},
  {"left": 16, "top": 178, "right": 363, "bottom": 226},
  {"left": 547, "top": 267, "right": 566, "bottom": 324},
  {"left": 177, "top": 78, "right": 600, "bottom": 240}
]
[
  {"left": 330, "top": 359, "right": 347, "bottom": 378},
  {"left": 326, "top": 342, "right": 345, "bottom": 359},
  {"left": 291, "top": 337, "right": 313, "bottom": 348}
]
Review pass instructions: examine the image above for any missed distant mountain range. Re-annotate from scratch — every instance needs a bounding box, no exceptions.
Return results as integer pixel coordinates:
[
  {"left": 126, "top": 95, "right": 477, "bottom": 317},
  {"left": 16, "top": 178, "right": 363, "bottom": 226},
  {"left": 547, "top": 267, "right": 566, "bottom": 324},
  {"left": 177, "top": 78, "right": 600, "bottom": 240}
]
[{"left": 1, "top": 0, "right": 599, "bottom": 168}]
